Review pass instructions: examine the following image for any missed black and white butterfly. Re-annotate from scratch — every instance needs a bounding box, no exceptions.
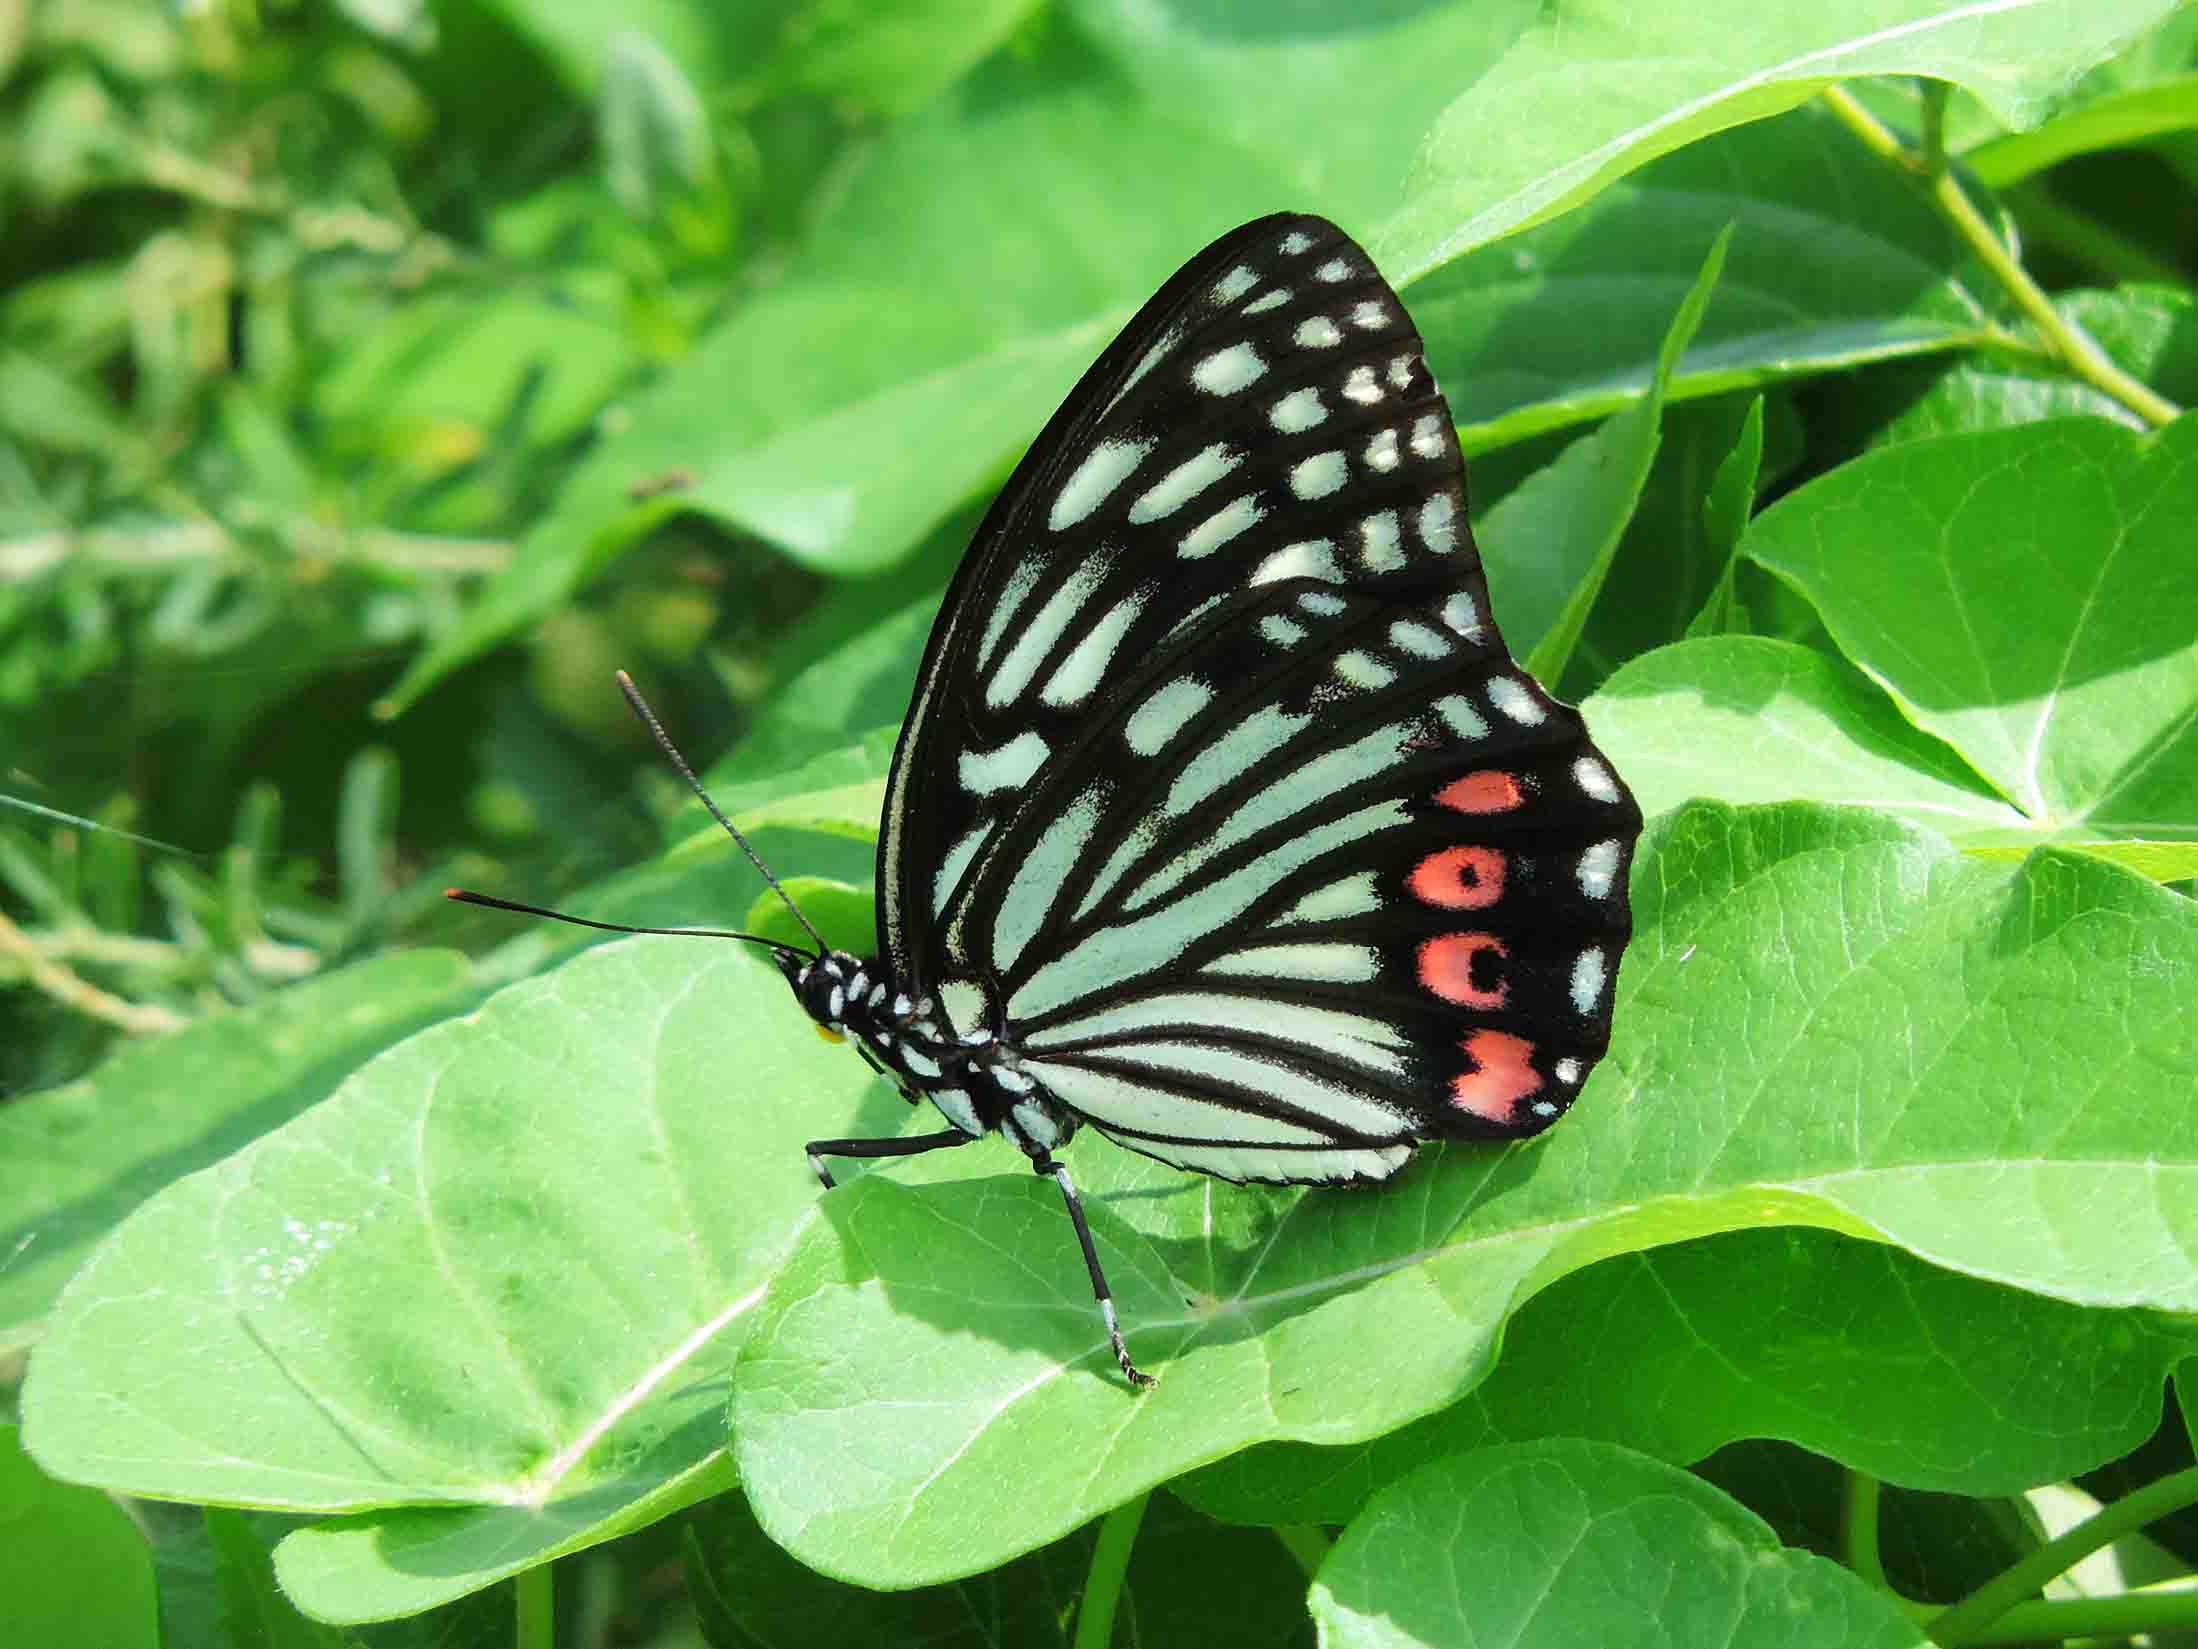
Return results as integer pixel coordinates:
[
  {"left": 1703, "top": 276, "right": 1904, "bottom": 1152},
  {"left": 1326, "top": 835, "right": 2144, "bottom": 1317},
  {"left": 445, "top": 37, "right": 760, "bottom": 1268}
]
[{"left": 454, "top": 212, "right": 1640, "bottom": 1388}]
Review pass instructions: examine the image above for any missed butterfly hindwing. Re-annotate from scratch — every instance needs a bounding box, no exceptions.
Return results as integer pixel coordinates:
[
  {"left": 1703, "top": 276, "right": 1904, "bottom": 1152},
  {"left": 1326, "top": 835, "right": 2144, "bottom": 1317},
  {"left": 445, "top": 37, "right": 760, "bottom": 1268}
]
[{"left": 878, "top": 212, "right": 1640, "bottom": 1184}]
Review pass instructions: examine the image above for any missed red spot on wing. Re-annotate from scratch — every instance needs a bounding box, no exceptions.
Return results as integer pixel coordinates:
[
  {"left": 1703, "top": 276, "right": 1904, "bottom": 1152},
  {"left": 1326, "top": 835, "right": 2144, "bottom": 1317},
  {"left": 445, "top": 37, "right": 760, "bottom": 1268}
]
[
  {"left": 1409, "top": 845, "right": 1506, "bottom": 910},
  {"left": 1436, "top": 770, "right": 1524, "bottom": 813},
  {"left": 1419, "top": 932, "right": 1508, "bottom": 1008},
  {"left": 1450, "top": 1030, "right": 1540, "bottom": 1123}
]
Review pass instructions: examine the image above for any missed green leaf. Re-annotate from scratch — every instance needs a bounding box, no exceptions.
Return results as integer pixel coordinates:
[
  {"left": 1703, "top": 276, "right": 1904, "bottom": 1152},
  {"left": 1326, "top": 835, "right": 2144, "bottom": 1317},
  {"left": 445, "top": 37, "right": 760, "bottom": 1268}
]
[
  {"left": 489, "top": 0, "right": 761, "bottom": 100},
  {"left": 1820, "top": 287, "right": 2198, "bottom": 445},
  {"left": 0, "top": 1423, "right": 157, "bottom": 1649},
  {"left": 1377, "top": 0, "right": 2188, "bottom": 281},
  {"left": 1307, "top": 1440, "right": 1922, "bottom": 1649},
  {"left": 317, "top": 284, "right": 637, "bottom": 473},
  {"left": 1423, "top": 102, "right": 1989, "bottom": 452},
  {"left": 1969, "top": 73, "right": 2198, "bottom": 186},
  {"left": 601, "top": 27, "right": 719, "bottom": 217},
  {"left": 1516, "top": 224, "right": 1727, "bottom": 684},
  {"left": 1743, "top": 415, "right": 2198, "bottom": 838},
  {"left": 1587, "top": 636, "right": 2022, "bottom": 838},
  {"left": 1179, "top": 1227, "right": 2198, "bottom": 1526},
  {"left": 21, "top": 939, "right": 885, "bottom": 1622},
  {"left": 0, "top": 950, "right": 476, "bottom": 1353},
  {"left": 205, "top": 1507, "right": 347, "bottom": 1649},
  {"left": 755, "top": 0, "right": 1045, "bottom": 115},
  {"left": 1685, "top": 396, "right": 1767, "bottom": 639},
  {"left": 0, "top": 346, "right": 138, "bottom": 460},
  {"left": 728, "top": 802, "right": 2198, "bottom": 1587}
]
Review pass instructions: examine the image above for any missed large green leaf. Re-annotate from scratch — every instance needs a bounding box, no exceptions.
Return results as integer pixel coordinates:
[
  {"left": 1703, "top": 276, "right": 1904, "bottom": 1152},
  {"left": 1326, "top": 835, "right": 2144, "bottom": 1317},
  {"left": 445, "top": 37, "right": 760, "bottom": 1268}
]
[
  {"left": 1308, "top": 1440, "right": 1922, "bottom": 1649},
  {"left": 1178, "top": 1226, "right": 2198, "bottom": 1526},
  {"left": 1378, "top": 0, "right": 2185, "bottom": 282},
  {"left": 1588, "top": 636, "right": 2024, "bottom": 838},
  {"left": 22, "top": 940, "right": 883, "bottom": 1621},
  {"left": 1744, "top": 414, "right": 2198, "bottom": 841},
  {"left": 0, "top": 951, "right": 476, "bottom": 1354}
]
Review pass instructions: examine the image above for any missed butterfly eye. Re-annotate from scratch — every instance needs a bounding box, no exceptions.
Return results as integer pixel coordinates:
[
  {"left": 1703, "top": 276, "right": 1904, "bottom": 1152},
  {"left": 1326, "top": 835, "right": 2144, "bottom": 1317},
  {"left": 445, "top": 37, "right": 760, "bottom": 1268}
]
[{"left": 815, "top": 1025, "right": 846, "bottom": 1045}]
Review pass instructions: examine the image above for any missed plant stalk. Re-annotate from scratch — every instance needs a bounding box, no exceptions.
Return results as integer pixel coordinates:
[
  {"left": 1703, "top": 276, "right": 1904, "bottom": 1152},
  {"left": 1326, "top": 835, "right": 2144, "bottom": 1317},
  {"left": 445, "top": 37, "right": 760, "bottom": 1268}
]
[{"left": 1820, "top": 82, "right": 2182, "bottom": 429}]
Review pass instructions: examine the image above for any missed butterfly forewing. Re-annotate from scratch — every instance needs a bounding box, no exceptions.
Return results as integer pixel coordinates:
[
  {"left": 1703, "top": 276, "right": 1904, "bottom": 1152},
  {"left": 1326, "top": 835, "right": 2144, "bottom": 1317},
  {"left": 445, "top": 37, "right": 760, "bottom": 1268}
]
[{"left": 879, "top": 212, "right": 1640, "bottom": 1185}]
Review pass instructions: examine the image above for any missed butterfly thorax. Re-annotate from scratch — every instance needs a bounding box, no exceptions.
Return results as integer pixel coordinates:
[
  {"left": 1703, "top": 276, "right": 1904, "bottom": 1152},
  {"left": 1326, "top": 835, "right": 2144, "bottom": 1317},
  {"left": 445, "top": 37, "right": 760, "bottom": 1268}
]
[{"left": 784, "top": 949, "right": 1079, "bottom": 1156}]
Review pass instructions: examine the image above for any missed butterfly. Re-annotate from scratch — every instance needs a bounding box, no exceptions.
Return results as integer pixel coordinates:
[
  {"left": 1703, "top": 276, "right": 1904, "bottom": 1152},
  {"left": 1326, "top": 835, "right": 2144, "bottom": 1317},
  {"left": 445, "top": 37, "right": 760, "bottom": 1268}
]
[{"left": 453, "top": 212, "right": 1641, "bottom": 1388}]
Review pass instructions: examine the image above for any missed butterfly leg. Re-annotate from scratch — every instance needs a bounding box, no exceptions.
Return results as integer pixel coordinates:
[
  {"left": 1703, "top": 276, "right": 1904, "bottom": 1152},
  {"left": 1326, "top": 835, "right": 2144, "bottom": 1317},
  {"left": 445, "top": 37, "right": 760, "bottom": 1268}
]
[
  {"left": 805, "top": 1128, "right": 974, "bottom": 1190},
  {"left": 1028, "top": 1151, "right": 1156, "bottom": 1391}
]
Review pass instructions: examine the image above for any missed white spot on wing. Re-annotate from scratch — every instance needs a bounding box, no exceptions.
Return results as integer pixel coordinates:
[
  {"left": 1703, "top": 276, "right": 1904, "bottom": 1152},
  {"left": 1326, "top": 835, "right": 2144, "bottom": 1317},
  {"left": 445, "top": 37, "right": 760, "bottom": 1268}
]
[
  {"left": 1252, "top": 539, "right": 1340, "bottom": 585},
  {"left": 1334, "top": 650, "right": 1394, "bottom": 690},
  {"left": 1050, "top": 437, "right": 1152, "bottom": 531},
  {"left": 1410, "top": 413, "right": 1447, "bottom": 459},
  {"left": 1276, "top": 873, "right": 1378, "bottom": 922},
  {"left": 1290, "top": 450, "right": 1348, "bottom": 499},
  {"left": 1315, "top": 256, "right": 1356, "bottom": 283},
  {"left": 1437, "top": 694, "right": 1489, "bottom": 739},
  {"left": 1388, "top": 354, "right": 1415, "bottom": 389},
  {"left": 1125, "top": 677, "right": 1212, "bottom": 756},
  {"left": 1350, "top": 299, "right": 1389, "bottom": 330},
  {"left": 994, "top": 790, "right": 1101, "bottom": 970},
  {"left": 1130, "top": 442, "right": 1240, "bottom": 523},
  {"left": 1359, "top": 511, "right": 1404, "bottom": 572},
  {"left": 1213, "top": 265, "right": 1258, "bottom": 303},
  {"left": 1206, "top": 942, "right": 1379, "bottom": 982},
  {"left": 1193, "top": 342, "right": 1267, "bottom": 395},
  {"left": 976, "top": 556, "right": 1044, "bottom": 672},
  {"left": 988, "top": 557, "right": 1111, "bottom": 708},
  {"left": 1295, "top": 316, "right": 1343, "bottom": 348},
  {"left": 1570, "top": 948, "right": 1607, "bottom": 1016},
  {"left": 1555, "top": 1057, "right": 1582, "bottom": 1085},
  {"left": 1270, "top": 387, "right": 1326, "bottom": 433},
  {"left": 1575, "top": 756, "right": 1621, "bottom": 802},
  {"left": 1298, "top": 590, "right": 1347, "bottom": 617},
  {"left": 1243, "top": 287, "right": 1290, "bottom": 315},
  {"left": 1280, "top": 229, "right": 1313, "bottom": 255},
  {"left": 1343, "top": 365, "right": 1382, "bottom": 404},
  {"left": 959, "top": 731, "right": 1050, "bottom": 794},
  {"left": 1442, "top": 589, "right": 1484, "bottom": 639},
  {"left": 1577, "top": 838, "right": 1621, "bottom": 899},
  {"left": 1260, "top": 613, "right": 1306, "bottom": 646},
  {"left": 1365, "top": 429, "right": 1400, "bottom": 472},
  {"left": 1488, "top": 676, "right": 1546, "bottom": 725},
  {"left": 933, "top": 820, "right": 994, "bottom": 912},
  {"left": 1180, "top": 493, "right": 1264, "bottom": 559},
  {"left": 1420, "top": 492, "right": 1458, "bottom": 554},
  {"left": 1390, "top": 619, "right": 1449, "bottom": 658},
  {"left": 1042, "top": 590, "right": 1148, "bottom": 707},
  {"left": 929, "top": 1086, "right": 983, "bottom": 1136}
]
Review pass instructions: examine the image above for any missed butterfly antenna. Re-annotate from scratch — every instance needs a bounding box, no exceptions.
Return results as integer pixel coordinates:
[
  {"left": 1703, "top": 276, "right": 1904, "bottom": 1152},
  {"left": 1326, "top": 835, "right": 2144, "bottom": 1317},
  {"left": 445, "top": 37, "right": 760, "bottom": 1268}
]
[
  {"left": 442, "top": 888, "right": 806, "bottom": 962},
  {"left": 615, "top": 670, "right": 832, "bottom": 957}
]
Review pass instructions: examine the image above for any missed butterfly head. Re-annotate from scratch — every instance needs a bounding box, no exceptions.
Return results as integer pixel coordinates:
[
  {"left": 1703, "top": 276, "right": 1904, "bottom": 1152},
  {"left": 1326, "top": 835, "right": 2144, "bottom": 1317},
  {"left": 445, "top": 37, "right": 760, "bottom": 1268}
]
[{"left": 785, "top": 948, "right": 875, "bottom": 1044}]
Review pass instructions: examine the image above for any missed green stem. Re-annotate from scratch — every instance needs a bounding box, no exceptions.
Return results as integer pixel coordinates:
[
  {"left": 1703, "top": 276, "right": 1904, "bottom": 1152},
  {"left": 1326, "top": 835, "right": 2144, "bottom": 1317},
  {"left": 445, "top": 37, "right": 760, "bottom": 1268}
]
[
  {"left": 1917, "top": 78, "right": 1948, "bottom": 178},
  {"left": 1820, "top": 82, "right": 2182, "bottom": 429},
  {"left": 514, "top": 1562, "right": 554, "bottom": 1649},
  {"left": 1937, "top": 1587, "right": 2198, "bottom": 1645},
  {"left": 1841, "top": 1470, "right": 1889, "bottom": 1591},
  {"left": 1926, "top": 1463, "right": 2198, "bottom": 1645},
  {"left": 1075, "top": 1493, "right": 1150, "bottom": 1649},
  {"left": 1272, "top": 1523, "right": 1333, "bottom": 1581}
]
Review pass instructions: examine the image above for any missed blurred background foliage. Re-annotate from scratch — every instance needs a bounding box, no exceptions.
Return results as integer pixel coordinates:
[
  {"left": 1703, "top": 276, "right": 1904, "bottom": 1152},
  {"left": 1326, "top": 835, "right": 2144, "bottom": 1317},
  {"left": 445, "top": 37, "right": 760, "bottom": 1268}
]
[{"left": 0, "top": 0, "right": 911, "bottom": 1091}]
